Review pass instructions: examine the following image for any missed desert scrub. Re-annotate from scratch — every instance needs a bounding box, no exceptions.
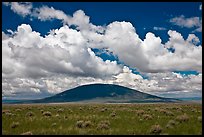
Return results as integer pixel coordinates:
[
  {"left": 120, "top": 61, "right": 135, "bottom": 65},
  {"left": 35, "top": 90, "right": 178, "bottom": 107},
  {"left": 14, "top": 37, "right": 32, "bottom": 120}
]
[
  {"left": 76, "top": 120, "right": 84, "bottom": 128},
  {"left": 100, "top": 108, "right": 108, "bottom": 112},
  {"left": 40, "top": 109, "right": 44, "bottom": 113},
  {"left": 97, "top": 120, "right": 110, "bottom": 130},
  {"left": 83, "top": 120, "right": 92, "bottom": 128},
  {"left": 55, "top": 114, "right": 60, "bottom": 118},
  {"left": 57, "top": 108, "right": 64, "bottom": 113},
  {"left": 136, "top": 110, "right": 145, "bottom": 116},
  {"left": 76, "top": 120, "right": 92, "bottom": 128},
  {"left": 43, "top": 111, "right": 52, "bottom": 117},
  {"left": 143, "top": 114, "right": 153, "bottom": 120},
  {"left": 15, "top": 108, "right": 22, "bottom": 112},
  {"left": 11, "top": 122, "right": 19, "bottom": 129},
  {"left": 26, "top": 111, "right": 34, "bottom": 117},
  {"left": 198, "top": 116, "right": 202, "bottom": 122},
  {"left": 176, "top": 113, "right": 189, "bottom": 123},
  {"left": 150, "top": 124, "right": 162, "bottom": 134},
  {"left": 166, "top": 120, "right": 176, "bottom": 129},
  {"left": 2, "top": 103, "right": 202, "bottom": 135},
  {"left": 2, "top": 109, "right": 11, "bottom": 114},
  {"left": 167, "top": 120, "right": 176, "bottom": 126},
  {"left": 5, "top": 112, "right": 14, "bottom": 117},
  {"left": 110, "top": 112, "right": 116, "bottom": 117}
]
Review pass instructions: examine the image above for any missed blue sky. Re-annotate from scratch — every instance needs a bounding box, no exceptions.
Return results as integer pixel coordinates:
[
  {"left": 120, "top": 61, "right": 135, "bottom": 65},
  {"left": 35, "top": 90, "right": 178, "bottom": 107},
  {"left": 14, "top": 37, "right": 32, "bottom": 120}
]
[
  {"left": 2, "top": 2, "right": 202, "bottom": 75},
  {"left": 2, "top": 2, "right": 202, "bottom": 99},
  {"left": 2, "top": 2, "right": 202, "bottom": 42}
]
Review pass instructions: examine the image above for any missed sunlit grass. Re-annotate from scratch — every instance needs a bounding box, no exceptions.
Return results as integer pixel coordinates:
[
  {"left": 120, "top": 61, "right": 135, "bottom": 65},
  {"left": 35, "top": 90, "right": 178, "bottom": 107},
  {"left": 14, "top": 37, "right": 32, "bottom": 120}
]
[{"left": 2, "top": 103, "right": 202, "bottom": 135}]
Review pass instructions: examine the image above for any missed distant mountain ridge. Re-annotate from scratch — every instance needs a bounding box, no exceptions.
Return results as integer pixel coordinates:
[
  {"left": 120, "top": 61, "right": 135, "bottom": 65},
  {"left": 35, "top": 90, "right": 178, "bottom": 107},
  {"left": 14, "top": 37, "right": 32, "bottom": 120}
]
[{"left": 16, "top": 84, "right": 180, "bottom": 104}]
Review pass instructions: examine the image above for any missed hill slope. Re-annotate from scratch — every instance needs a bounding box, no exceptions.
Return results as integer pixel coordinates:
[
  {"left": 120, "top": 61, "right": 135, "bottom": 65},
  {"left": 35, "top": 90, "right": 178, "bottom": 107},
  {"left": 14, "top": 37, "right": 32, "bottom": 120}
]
[{"left": 23, "top": 84, "right": 179, "bottom": 103}]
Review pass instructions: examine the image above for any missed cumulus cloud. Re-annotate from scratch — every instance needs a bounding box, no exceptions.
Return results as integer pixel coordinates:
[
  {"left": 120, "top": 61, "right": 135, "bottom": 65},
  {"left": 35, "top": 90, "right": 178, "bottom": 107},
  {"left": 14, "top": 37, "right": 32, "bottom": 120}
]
[
  {"left": 153, "top": 27, "right": 167, "bottom": 31},
  {"left": 3, "top": 66, "right": 201, "bottom": 99},
  {"left": 101, "top": 22, "right": 202, "bottom": 73},
  {"left": 2, "top": 23, "right": 202, "bottom": 99},
  {"left": 169, "top": 15, "right": 202, "bottom": 32},
  {"left": 2, "top": 4, "right": 202, "bottom": 99},
  {"left": 2, "top": 24, "right": 122, "bottom": 80}
]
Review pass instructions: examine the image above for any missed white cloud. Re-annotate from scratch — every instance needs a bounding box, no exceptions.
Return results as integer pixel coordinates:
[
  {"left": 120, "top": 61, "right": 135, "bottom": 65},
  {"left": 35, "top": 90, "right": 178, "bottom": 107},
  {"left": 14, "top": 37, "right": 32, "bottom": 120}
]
[
  {"left": 33, "top": 7, "right": 105, "bottom": 33},
  {"left": 101, "top": 21, "right": 202, "bottom": 73},
  {"left": 4, "top": 2, "right": 32, "bottom": 17},
  {"left": 3, "top": 22, "right": 202, "bottom": 99},
  {"left": 169, "top": 15, "right": 202, "bottom": 32},
  {"left": 2, "top": 5, "right": 202, "bottom": 99},
  {"left": 3, "top": 3, "right": 105, "bottom": 34},
  {"left": 2, "top": 32, "right": 9, "bottom": 40},
  {"left": 33, "top": 6, "right": 70, "bottom": 23},
  {"left": 199, "top": 4, "right": 202, "bottom": 10},
  {"left": 153, "top": 27, "right": 167, "bottom": 31},
  {"left": 3, "top": 65, "right": 201, "bottom": 99},
  {"left": 2, "top": 24, "right": 122, "bottom": 80}
]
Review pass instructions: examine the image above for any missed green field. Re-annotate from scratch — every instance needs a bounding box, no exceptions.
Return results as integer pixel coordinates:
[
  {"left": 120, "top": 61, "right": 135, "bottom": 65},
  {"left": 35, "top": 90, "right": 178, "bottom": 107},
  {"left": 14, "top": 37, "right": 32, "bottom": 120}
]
[{"left": 2, "top": 103, "right": 202, "bottom": 135}]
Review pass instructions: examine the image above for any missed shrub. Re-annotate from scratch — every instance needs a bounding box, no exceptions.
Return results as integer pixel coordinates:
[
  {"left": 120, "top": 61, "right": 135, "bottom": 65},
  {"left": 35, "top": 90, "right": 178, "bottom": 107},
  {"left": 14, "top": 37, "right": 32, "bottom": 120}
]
[
  {"left": 158, "top": 109, "right": 174, "bottom": 116},
  {"left": 176, "top": 113, "right": 189, "bottom": 123},
  {"left": 43, "top": 111, "right": 52, "bottom": 117},
  {"left": 97, "top": 120, "right": 110, "bottom": 130},
  {"left": 2, "top": 110, "right": 11, "bottom": 114},
  {"left": 165, "top": 111, "right": 174, "bottom": 116},
  {"left": 110, "top": 112, "right": 116, "bottom": 117},
  {"left": 76, "top": 120, "right": 92, "bottom": 128},
  {"left": 26, "top": 111, "right": 34, "bottom": 117},
  {"left": 57, "top": 108, "right": 64, "bottom": 113},
  {"left": 150, "top": 124, "right": 162, "bottom": 134},
  {"left": 64, "top": 115, "right": 68, "bottom": 119},
  {"left": 168, "top": 120, "right": 176, "bottom": 126},
  {"left": 84, "top": 120, "right": 92, "bottom": 128},
  {"left": 15, "top": 109, "right": 22, "bottom": 112},
  {"left": 143, "top": 114, "right": 153, "bottom": 120},
  {"left": 147, "top": 108, "right": 151, "bottom": 111},
  {"left": 76, "top": 120, "right": 84, "bottom": 128},
  {"left": 136, "top": 110, "right": 145, "bottom": 116},
  {"left": 11, "top": 122, "right": 19, "bottom": 129},
  {"left": 165, "top": 124, "right": 173, "bottom": 129},
  {"left": 100, "top": 107, "right": 108, "bottom": 112},
  {"left": 5, "top": 112, "right": 13, "bottom": 117},
  {"left": 198, "top": 116, "right": 202, "bottom": 122},
  {"left": 27, "top": 107, "right": 32, "bottom": 110}
]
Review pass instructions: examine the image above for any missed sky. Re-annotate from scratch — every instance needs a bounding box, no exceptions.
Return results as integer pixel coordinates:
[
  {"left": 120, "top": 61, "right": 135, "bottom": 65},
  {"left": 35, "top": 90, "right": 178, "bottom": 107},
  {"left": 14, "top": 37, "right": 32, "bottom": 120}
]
[{"left": 2, "top": 2, "right": 202, "bottom": 100}]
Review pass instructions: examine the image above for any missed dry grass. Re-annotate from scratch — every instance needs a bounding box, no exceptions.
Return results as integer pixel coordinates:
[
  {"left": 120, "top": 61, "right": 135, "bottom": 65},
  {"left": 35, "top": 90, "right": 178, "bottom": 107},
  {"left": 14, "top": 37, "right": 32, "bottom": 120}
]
[
  {"left": 21, "top": 131, "right": 33, "bottom": 135},
  {"left": 2, "top": 103, "right": 202, "bottom": 135}
]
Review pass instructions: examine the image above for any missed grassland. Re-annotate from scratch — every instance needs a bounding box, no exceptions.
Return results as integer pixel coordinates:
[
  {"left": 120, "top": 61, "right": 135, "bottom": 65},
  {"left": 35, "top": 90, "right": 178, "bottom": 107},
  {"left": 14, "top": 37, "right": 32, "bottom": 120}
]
[{"left": 2, "top": 103, "right": 202, "bottom": 135}]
